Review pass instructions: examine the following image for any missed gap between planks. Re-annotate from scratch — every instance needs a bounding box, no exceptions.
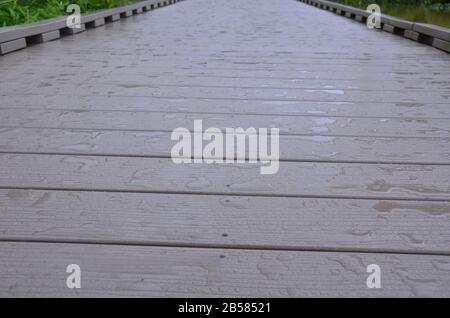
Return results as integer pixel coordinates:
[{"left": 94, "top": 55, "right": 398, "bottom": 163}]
[
  {"left": 1, "top": 187, "right": 450, "bottom": 203},
  {"left": 0, "top": 238, "right": 449, "bottom": 257}
]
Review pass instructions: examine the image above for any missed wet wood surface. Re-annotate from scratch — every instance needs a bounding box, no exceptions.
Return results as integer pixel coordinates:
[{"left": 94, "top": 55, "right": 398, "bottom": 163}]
[{"left": 0, "top": 0, "right": 449, "bottom": 297}]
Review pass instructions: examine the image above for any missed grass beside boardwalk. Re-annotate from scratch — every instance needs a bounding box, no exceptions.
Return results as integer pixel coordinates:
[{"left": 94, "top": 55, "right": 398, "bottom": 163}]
[
  {"left": 0, "top": 0, "right": 139, "bottom": 27},
  {"left": 331, "top": 0, "right": 450, "bottom": 28}
]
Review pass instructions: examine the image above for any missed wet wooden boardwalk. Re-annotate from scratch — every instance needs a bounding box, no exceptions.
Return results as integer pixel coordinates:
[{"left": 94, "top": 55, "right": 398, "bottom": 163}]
[{"left": 0, "top": 0, "right": 450, "bottom": 297}]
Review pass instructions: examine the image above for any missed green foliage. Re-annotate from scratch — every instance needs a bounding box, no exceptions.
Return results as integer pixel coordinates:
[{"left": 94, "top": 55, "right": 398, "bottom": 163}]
[
  {"left": 331, "top": 0, "right": 450, "bottom": 11},
  {"left": 0, "top": 0, "right": 138, "bottom": 27},
  {"left": 1, "top": 0, "right": 449, "bottom": 28},
  {"left": 330, "top": 0, "right": 450, "bottom": 27}
]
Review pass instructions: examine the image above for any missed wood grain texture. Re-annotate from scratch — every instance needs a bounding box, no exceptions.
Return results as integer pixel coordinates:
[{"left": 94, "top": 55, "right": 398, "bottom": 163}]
[
  {"left": 1, "top": 0, "right": 450, "bottom": 297},
  {"left": 2, "top": 96, "right": 450, "bottom": 119},
  {"left": 2, "top": 73, "right": 450, "bottom": 91},
  {"left": 1, "top": 109, "right": 449, "bottom": 137},
  {"left": 2, "top": 82, "right": 450, "bottom": 104},
  {"left": 1, "top": 189, "right": 449, "bottom": 253},
  {"left": 0, "top": 154, "right": 449, "bottom": 200},
  {"left": 0, "top": 127, "right": 449, "bottom": 164},
  {"left": 1, "top": 242, "right": 450, "bottom": 297},
  {"left": 2, "top": 87, "right": 449, "bottom": 104}
]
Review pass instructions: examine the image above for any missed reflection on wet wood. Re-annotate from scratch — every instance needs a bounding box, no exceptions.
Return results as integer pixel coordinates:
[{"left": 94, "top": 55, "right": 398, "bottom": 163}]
[
  {"left": 1, "top": 189, "right": 449, "bottom": 253},
  {"left": 1, "top": 127, "right": 449, "bottom": 164},
  {"left": 1, "top": 242, "right": 450, "bottom": 297},
  {"left": 0, "top": 0, "right": 449, "bottom": 297}
]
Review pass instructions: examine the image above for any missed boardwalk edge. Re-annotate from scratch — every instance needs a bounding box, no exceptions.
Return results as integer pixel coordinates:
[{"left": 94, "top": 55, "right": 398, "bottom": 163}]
[
  {"left": 298, "top": 0, "right": 450, "bottom": 53},
  {"left": 0, "top": 0, "right": 184, "bottom": 56}
]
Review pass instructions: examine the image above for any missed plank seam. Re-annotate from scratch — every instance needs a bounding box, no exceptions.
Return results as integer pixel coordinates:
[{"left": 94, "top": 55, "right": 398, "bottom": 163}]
[
  {"left": 1, "top": 186, "right": 450, "bottom": 202},
  {"left": 0, "top": 151, "right": 449, "bottom": 166},
  {"left": 1, "top": 238, "right": 449, "bottom": 256},
  {"left": 1, "top": 125, "right": 448, "bottom": 139}
]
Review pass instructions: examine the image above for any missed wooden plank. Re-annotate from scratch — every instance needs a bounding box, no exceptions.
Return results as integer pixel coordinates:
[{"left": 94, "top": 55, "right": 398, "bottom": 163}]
[
  {"left": 0, "top": 109, "right": 449, "bottom": 138},
  {"left": 6, "top": 46, "right": 447, "bottom": 59},
  {"left": 0, "top": 154, "right": 449, "bottom": 200},
  {"left": 2, "top": 83, "right": 449, "bottom": 104},
  {"left": 413, "top": 23, "right": 450, "bottom": 42},
  {"left": 1, "top": 242, "right": 449, "bottom": 297},
  {"left": 1, "top": 65, "right": 450, "bottom": 82},
  {"left": 1, "top": 74, "right": 450, "bottom": 92},
  {"left": 1, "top": 189, "right": 449, "bottom": 253},
  {"left": 0, "top": 128, "right": 449, "bottom": 164},
  {"left": 1, "top": 96, "right": 450, "bottom": 119},
  {"left": 0, "top": 38, "right": 26, "bottom": 55},
  {"left": 1, "top": 56, "right": 449, "bottom": 72},
  {"left": 1, "top": 46, "right": 449, "bottom": 65},
  {"left": 4, "top": 54, "right": 449, "bottom": 69},
  {"left": 1, "top": 54, "right": 448, "bottom": 81}
]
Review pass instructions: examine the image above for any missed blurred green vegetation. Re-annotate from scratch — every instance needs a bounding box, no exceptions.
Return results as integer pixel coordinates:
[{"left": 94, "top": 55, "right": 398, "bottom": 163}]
[
  {"left": 0, "top": 0, "right": 138, "bottom": 27},
  {"left": 331, "top": 0, "right": 450, "bottom": 28},
  {"left": 1, "top": 1, "right": 449, "bottom": 28}
]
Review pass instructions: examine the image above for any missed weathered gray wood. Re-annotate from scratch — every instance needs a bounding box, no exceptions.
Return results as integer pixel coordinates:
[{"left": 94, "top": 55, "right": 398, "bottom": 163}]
[
  {"left": 0, "top": 38, "right": 26, "bottom": 55},
  {"left": 62, "top": 25, "right": 86, "bottom": 35},
  {"left": 2, "top": 59, "right": 449, "bottom": 75},
  {"left": 37, "top": 31, "right": 60, "bottom": 43},
  {"left": 0, "top": 128, "right": 449, "bottom": 164},
  {"left": 413, "top": 23, "right": 450, "bottom": 42},
  {"left": 405, "top": 30, "right": 420, "bottom": 41},
  {"left": 87, "top": 19, "right": 106, "bottom": 28},
  {"left": 0, "top": 154, "right": 449, "bottom": 200},
  {"left": 120, "top": 11, "right": 133, "bottom": 18},
  {"left": 355, "top": 15, "right": 363, "bottom": 22},
  {"left": 3, "top": 47, "right": 447, "bottom": 63},
  {"left": 2, "top": 73, "right": 449, "bottom": 92},
  {"left": 2, "top": 83, "right": 450, "bottom": 104},
  {"left": 433, "top": 38, "right": 450, "bottom": 53},
  {"left": 1, "top": 189, "right": 449, "bottom": 253},
  {"left": 106, "top": 14, "right": 121, "bottom": 22},
  {"left": 0, "top": 109, "right": 448, "bottom": 138},
  {"left": 383, "top": 24, "right": 395, "bottom": 34},
  {"left": 1, "top": 95, "right": 450, "bottom": 119},
  {"left": 2, "top": 47, "right": 449, "bottom": 76},
  {"left": 1, "top": 0, "right": 450, "bottom": 298},
  {"left": 1, "top": 242, "right": 449, "bottom": 297}
]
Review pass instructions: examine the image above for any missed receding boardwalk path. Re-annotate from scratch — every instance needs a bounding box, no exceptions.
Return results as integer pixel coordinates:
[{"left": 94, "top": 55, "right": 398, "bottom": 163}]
[{"left": 0, "top": 0, "right": 450, "bottom": 297}]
